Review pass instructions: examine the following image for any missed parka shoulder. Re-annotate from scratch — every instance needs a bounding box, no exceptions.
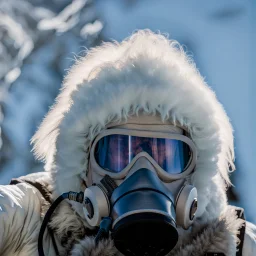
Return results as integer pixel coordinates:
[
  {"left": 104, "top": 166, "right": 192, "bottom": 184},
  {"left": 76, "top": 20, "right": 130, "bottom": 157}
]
[{"left": 0, "top": 173, "right": 57, "bottom": 256}]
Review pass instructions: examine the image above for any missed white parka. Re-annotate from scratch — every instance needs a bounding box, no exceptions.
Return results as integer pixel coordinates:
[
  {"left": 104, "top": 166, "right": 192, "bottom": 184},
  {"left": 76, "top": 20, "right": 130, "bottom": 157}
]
[{"left": 0, "top": 30, "right": 255, "bottom": 256}]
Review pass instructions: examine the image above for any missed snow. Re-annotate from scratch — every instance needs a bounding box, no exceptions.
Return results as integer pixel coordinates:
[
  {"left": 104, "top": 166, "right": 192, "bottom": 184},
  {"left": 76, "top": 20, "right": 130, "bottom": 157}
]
[
  {"left": 80, "top": 20, "right": 103, "bottom": 39},
  {"left": 38, "top": 0, "right": 88, "bottom": 32},
  {"left": 0, "top": 0, "right": 101, "bottom": 184}
]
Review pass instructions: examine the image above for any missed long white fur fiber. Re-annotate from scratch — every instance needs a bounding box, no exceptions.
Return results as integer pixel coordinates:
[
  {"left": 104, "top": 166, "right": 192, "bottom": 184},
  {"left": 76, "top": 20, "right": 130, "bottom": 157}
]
[{"left": 31, "top": 30, "right": 234, "bottom": 222}]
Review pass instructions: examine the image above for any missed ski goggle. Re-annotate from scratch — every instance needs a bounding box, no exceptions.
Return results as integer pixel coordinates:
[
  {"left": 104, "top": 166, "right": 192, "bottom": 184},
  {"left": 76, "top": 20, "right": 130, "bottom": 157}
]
[{"left": 90, "top": 129, "right": 197, "bottom": 181}]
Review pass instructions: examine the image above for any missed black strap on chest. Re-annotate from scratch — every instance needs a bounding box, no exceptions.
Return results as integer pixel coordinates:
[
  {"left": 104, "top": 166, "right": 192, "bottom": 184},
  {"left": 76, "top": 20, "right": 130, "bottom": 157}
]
[
  {"left": 235, "top": 207, "right": 246, "bottom": 256},
  {"left": 10, "top": 178, "right": 60, "bottom": 256},
  {"left": 205, "top": 207, "right": 246, "bottom": 256}
]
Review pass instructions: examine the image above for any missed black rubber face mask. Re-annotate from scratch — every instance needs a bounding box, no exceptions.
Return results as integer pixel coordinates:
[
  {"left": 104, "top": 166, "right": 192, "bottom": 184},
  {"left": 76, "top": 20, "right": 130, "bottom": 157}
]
[{"left": 110, "top": 168, "right": 179, "bottom": 256}]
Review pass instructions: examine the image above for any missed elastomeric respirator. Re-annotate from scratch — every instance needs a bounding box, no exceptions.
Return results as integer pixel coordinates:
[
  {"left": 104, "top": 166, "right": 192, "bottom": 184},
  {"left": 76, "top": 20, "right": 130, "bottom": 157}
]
[{"left": 38, "top": 122, "right": 198, "bottom": 256}]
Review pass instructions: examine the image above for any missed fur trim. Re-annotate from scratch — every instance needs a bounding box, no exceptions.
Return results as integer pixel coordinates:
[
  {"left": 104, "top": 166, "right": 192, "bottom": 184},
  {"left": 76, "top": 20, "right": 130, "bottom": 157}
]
[
  {"left": 69, "top": 206, "right": 244, "bottom": 256},
  {"left": 70, "top": 238, "right": 120, "bottom": 256},
  {"left": 48, "top": 200, "right": 90, "bottom": 253},
  {"left": 31, "top": 30, "right": 234, "bottom": 220},
  {"left": 170, "top": 206, "right": 244, "bottom": 256}
]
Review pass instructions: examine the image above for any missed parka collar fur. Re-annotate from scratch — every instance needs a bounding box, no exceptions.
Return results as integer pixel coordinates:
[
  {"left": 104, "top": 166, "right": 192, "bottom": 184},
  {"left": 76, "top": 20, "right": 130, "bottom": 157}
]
[
  {"left": 32, "top": 30, "right": 234, "bottom": 223},
  {"left": 69, "top": 206, "right": 243, "bottom": 256}
]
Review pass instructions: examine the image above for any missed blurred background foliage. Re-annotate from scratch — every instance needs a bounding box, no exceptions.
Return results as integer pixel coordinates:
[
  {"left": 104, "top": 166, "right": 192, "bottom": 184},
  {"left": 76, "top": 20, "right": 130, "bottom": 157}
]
[{"left": 0, "top": 0, "right": 255, "bottom": 222}]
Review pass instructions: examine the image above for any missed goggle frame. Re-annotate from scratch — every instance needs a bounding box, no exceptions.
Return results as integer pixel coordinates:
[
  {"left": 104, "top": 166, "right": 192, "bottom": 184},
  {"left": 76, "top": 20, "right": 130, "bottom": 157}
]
[{"left": 89, "top": 128, "right": 197, "bottom": 182}]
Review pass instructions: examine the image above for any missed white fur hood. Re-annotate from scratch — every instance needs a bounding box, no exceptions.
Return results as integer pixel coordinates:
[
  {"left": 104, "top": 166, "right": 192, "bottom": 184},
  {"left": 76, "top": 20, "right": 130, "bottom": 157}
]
[{"left": 32, "top": 30, "right": 234, "bottom": 220}]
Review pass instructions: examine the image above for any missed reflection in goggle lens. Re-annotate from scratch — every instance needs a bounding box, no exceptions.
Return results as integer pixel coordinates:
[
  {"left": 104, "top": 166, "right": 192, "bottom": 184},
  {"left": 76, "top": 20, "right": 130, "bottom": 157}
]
[{"left": 95, "top": 134, "right": 191, "bottom": 174}]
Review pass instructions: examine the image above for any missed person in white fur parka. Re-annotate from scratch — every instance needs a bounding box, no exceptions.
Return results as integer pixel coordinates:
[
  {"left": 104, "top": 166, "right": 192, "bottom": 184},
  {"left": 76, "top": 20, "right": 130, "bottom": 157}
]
[{"left": 0, "top": 30, "right": 255, "bottom": 256}]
